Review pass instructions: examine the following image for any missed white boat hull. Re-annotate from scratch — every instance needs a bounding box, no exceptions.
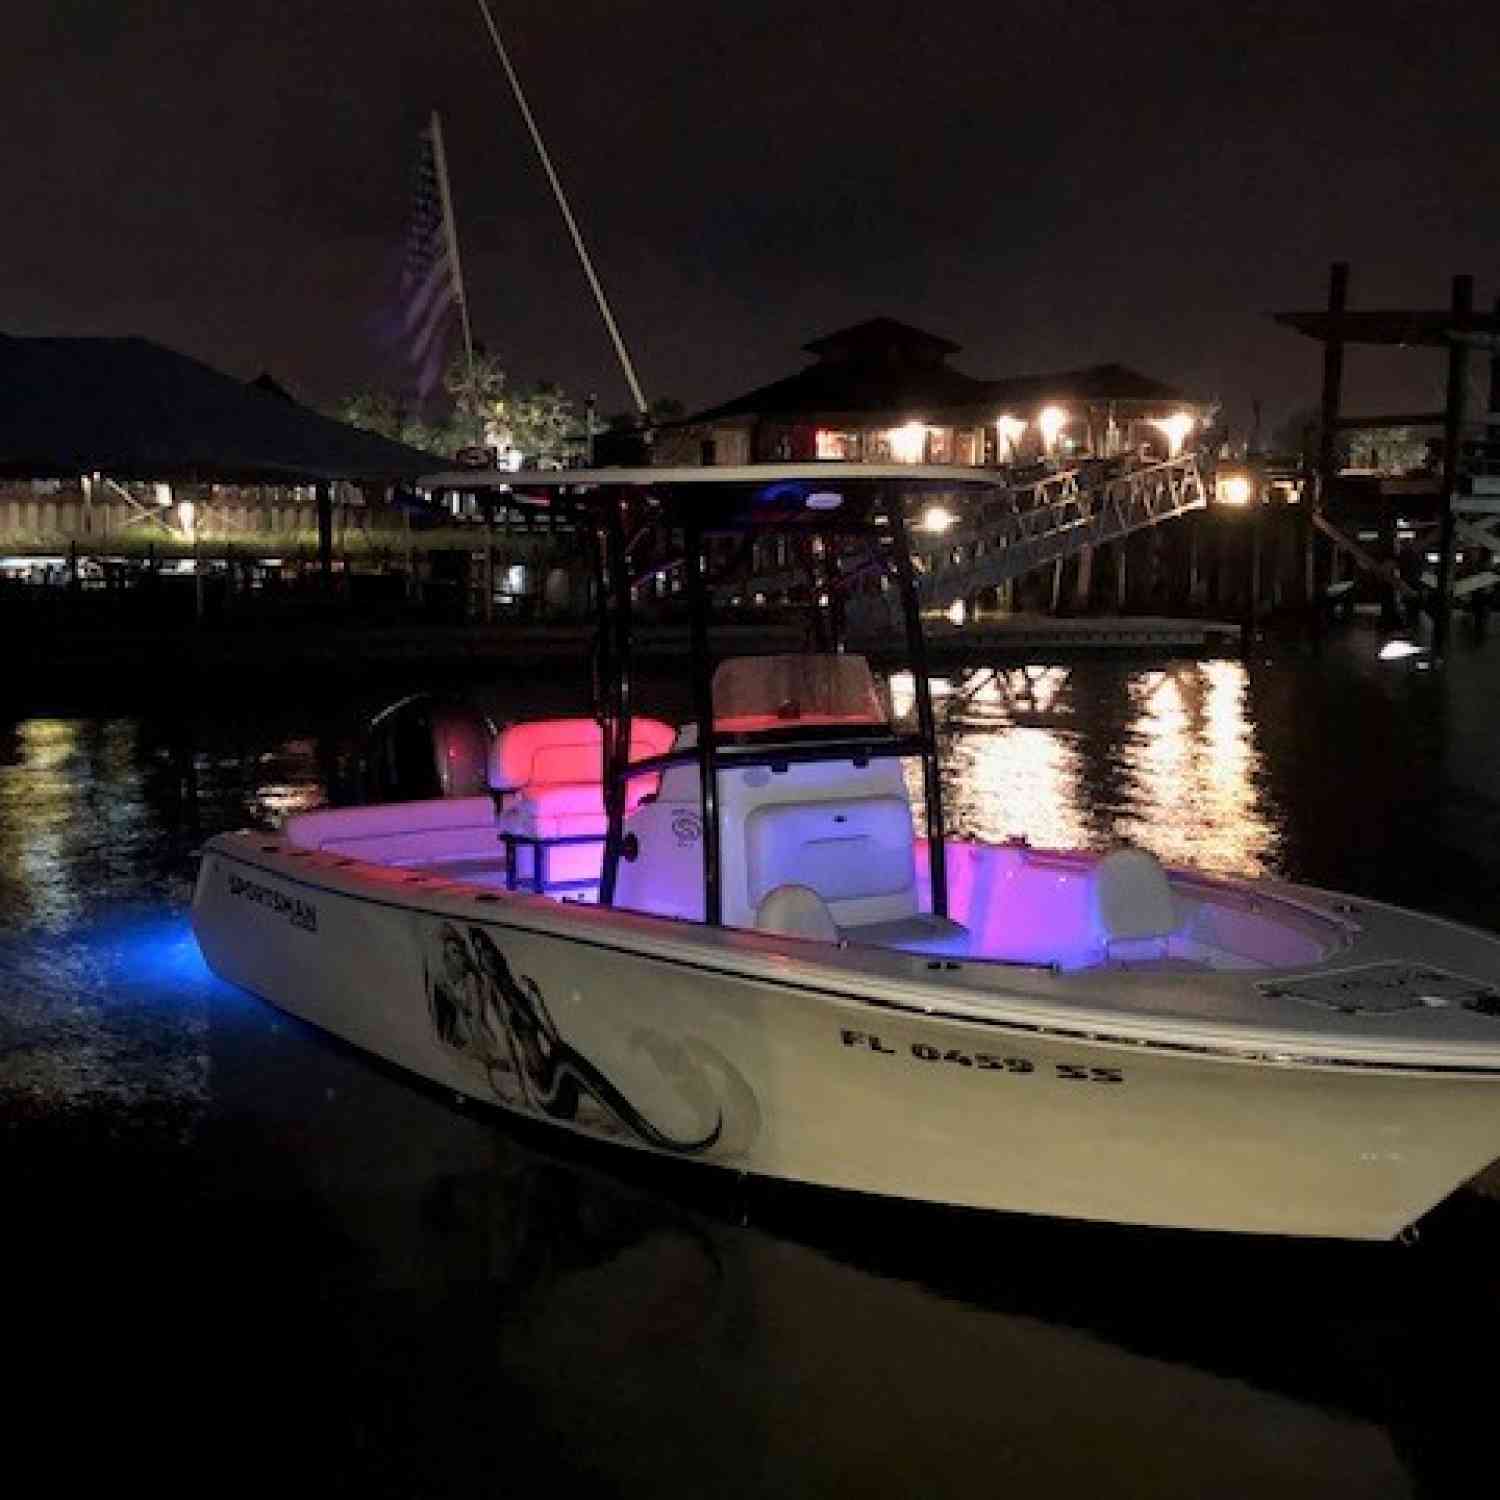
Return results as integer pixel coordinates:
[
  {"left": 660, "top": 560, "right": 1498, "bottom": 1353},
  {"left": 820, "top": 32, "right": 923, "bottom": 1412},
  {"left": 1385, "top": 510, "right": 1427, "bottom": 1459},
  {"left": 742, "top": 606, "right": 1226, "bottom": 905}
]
[{"left": 191, "top": 834, "right": 1500, "bottom": 1241}]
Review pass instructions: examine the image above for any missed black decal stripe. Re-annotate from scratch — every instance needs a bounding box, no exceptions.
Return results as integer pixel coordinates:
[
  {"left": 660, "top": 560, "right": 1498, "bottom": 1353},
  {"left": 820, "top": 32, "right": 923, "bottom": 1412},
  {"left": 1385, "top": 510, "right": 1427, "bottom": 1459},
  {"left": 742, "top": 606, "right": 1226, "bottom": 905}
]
[
  {"left": 554, "top": 1056, "right": 722, "bottom": 1154},
  {"left": 208, "top": 850, "right": 1500, "bottom": 1079}
]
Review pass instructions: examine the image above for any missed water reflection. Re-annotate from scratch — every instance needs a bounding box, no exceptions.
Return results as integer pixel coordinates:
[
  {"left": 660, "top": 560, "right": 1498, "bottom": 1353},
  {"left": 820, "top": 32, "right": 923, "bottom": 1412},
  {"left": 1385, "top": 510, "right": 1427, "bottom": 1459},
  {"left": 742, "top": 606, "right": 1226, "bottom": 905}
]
[{"left": 894, "top": 660, "right": 1283, "bottom": 875}]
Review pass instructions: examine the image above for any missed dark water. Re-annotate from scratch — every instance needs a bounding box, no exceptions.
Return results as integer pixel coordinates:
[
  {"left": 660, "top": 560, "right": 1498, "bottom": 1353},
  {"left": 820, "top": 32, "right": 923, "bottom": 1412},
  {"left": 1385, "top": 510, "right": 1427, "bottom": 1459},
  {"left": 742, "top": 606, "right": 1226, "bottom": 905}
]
[{"left": 5, "top": 626, "right": 1500, "bottom": 1497}]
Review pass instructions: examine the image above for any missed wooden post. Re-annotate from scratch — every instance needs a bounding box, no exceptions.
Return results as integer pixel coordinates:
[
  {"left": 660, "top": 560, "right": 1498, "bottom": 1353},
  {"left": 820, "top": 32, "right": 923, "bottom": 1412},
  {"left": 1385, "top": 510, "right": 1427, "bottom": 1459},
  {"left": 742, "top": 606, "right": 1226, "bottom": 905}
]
[
  {"left": 316, "top": 480, "right": 334, "bottom": 594},
  {"left": 1491, "top": 295, "right": 1500, "bottom": 419},
  {"left": 482, "top": 495, "right": 495, "bottom": 625},
  {"left": 1242, "top": 493, "right": 1261, "bottom": 650},
  {"left": 1311, "top": 261, "right": 1349, "bottom": 626},
  {"left": 1073, "top": 543, "right": 1094, "bottom": 611},
  {"left": 1433, "top": 274, "right": 1474, "bottom": 656}
]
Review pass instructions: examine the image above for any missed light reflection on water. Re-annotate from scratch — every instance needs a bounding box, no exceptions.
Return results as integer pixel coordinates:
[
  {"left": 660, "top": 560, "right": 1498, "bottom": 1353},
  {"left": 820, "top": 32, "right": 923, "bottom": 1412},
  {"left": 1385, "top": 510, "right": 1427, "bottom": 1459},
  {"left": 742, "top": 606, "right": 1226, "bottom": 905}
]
[{"left": 897, "top": 659, "right": 1282, "bottom": 876}]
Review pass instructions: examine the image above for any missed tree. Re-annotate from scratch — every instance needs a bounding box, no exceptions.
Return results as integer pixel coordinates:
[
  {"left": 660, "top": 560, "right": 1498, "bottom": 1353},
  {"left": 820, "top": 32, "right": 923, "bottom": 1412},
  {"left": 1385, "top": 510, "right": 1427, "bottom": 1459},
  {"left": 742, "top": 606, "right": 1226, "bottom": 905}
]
[
  {"left": 1270, "top": 405, "right": 1349, "bottom": 469},
  {"left": 1345, "top": 426, "right": 1433, "bottom": 475},
  {"left": 500, "top": 382, "right": 581, "bottom": 467},
  {"left": 338, "top": 350, "right": 596, "bottom": 464},
  {"left": 443, "top": 348, "right": 506, "bottom": 447},
  {"left": 338, "top": 390, "right": 449, "bottom": 455}
]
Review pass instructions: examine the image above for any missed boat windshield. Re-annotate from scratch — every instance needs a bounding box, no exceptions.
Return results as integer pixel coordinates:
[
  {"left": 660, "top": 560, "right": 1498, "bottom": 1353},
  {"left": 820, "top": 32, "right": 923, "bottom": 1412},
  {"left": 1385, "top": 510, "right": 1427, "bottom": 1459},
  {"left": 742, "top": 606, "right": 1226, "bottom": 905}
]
[{"left": 712, "top": 653, "right": 890, "bottom": 740}]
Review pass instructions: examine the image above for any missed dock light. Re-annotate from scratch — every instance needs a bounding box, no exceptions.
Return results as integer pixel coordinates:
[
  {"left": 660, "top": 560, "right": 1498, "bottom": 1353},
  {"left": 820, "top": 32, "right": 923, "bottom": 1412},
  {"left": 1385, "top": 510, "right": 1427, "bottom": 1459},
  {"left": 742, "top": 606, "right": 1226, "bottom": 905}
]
[
  {"left": 888, "top": 422, "right": 928, "bottom": 464},
  {"left": 1152, "top": 411, "right": 1196, "bottom": 457},
  {"left": 995, "top": 413, "right": 1026, "bottom": 461},
  {"left": 1216, "top": 472, "right": 1253, "bottom": 507},
  {"left": 921, "top": 505, "right": 956, "bottom": 534},
  {"left": 1378, "top": 640, "right": 1427, "bottom": 662},
  {"left": 1037, "top": 406, "right": 1069, "bottom": 451},
  {"left": 945, "top": 600, "right": 967, "bottom": 626}
]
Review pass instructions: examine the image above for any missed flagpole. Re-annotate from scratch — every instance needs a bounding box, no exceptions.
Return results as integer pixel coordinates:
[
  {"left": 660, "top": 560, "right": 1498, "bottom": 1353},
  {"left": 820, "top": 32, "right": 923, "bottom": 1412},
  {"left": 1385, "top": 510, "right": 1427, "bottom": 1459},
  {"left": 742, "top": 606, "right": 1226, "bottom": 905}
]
[
  {"left": 474, "top": 0, "right": 649, "bottom": 417},
  {"left": 427, "top": 110, "right": 483, "bottom": 444}
]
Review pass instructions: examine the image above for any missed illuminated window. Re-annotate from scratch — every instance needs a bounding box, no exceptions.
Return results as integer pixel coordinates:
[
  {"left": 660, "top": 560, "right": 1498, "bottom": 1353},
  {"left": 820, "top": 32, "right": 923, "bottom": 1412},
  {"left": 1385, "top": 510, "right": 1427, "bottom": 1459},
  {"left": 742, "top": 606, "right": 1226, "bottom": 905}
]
[
  {"left": 815, "top": 429, "right": 861, "bottom": 460},
  {"left": 887, "top": 423, "right": 928, "bottom": 464},
  {"left": 995, "top": 414, "right": 1026, "bottom": 463},
  {"left": 1037, "top": 407, "right": 1069, "bottom": 452}
]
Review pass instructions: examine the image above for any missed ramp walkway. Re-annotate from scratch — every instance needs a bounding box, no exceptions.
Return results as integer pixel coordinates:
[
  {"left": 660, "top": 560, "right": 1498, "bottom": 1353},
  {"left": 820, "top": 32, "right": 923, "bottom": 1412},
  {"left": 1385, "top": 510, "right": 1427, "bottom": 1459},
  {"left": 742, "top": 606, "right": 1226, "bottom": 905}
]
[{"left": 905, "top": 454, "right": 1207, "bottom": 612}]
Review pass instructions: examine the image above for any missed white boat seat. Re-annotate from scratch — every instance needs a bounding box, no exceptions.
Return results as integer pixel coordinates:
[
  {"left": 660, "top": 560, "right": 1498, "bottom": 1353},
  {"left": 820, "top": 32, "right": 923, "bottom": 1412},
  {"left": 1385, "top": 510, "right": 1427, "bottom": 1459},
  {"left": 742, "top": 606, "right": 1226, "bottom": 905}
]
[
  {"left": 286, "top": 795, "right": 498, "bottom": 864},
  {"left": 754, "top": 884, "right": 842, "bottom": 942},
  {"left": 1089, "top": 846, "right": 1178, "bottom": 961},
  {"left": 754, "top": 882, "right": 970, "bottom": 956},
  {"left": 490, "top": 716, "right": 677, "bottom": 806},
  {"left": 491, "top": 716, "right": 675, "bottom": 890}
]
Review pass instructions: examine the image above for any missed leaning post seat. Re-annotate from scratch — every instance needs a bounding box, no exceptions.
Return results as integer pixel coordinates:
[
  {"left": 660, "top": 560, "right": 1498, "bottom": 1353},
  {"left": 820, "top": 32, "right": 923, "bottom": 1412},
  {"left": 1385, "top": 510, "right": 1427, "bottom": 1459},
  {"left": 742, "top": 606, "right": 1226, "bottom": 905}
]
[{"left": 490, "top": 716, "right": 676, "bottom": 892}]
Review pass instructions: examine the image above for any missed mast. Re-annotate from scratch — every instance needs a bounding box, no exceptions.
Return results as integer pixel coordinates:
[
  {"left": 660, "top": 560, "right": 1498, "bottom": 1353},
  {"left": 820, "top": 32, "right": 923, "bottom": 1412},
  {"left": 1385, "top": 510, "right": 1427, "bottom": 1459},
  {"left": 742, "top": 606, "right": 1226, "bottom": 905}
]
[{"left": 474, "top": 1, "right": 650, "bottom": 417}]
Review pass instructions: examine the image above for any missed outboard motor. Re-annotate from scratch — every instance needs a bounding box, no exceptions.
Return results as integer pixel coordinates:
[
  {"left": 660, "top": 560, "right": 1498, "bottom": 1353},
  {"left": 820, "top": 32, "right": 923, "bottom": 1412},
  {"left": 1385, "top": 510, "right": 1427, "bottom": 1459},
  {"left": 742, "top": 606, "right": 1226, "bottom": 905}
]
[{"left": 358, "top": 693, "right": 494, "bottom": 803}]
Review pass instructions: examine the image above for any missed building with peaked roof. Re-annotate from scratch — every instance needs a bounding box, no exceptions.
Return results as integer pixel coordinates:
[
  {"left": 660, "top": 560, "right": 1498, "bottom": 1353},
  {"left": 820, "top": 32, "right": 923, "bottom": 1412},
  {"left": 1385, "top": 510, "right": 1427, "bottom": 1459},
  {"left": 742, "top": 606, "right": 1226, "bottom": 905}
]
[
  {"left": 0, "top": 333, "right": 439, "bottom": 555},
  {"left": 0, "top": 335, "right": 434, "bottom": 485},
  {"left": 657, "top": 318, "right": 1211, "bottom": 468}
]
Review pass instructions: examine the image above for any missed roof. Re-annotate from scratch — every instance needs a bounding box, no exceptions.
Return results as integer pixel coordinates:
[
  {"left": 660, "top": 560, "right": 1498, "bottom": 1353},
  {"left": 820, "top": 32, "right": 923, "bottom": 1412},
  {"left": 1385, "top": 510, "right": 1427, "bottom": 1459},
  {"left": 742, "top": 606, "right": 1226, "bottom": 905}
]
[
  {"left": 688, "top": 360, "right": 993, "bottom": 424},
  {"left": 0, "top": 335, "right": 437, "bottom": 483},
  {"left": 977, "top": 362, "right": 1199, "bottom": 411},
  {"left": 1273, "top": 309, "right": 1500, "bottom": 349},
  {"left": 801, "top": 317, "right": 962, "bottom": 363},
  {"left": 685, "top": 308, "right": 1203, "bottom": 426}
]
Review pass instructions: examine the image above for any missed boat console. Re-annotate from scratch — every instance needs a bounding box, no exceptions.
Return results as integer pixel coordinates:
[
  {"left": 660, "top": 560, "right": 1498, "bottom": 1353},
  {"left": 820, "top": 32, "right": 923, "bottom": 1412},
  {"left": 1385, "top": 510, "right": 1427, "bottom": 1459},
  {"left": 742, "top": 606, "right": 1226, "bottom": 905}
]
[{"left": 612, "top": 655, "right": 970, "bottom": 955}]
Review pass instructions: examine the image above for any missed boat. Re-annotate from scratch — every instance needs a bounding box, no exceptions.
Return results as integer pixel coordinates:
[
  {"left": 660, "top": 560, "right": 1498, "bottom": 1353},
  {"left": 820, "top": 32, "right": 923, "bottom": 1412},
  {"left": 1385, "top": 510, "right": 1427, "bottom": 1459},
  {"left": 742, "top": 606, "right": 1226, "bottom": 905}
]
[{"left": 191, "top": 464, "right": 1500, "bottom": 1241}]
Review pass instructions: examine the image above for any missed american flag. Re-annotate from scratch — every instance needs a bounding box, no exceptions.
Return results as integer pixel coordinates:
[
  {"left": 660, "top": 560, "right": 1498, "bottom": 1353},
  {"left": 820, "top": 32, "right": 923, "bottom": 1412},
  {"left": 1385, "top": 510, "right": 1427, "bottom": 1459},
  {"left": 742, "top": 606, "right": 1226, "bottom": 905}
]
[{"left": 401, "top": 115, "right": 462, "bottom": 399}]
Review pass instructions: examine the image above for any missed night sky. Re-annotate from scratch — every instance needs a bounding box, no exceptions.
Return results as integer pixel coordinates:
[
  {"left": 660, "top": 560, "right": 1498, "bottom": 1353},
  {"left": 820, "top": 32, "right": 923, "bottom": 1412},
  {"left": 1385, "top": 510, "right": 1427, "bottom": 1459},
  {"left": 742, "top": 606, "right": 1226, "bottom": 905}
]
[{"left": 8, "top": 1, "right": 1498, "bottom": 434}]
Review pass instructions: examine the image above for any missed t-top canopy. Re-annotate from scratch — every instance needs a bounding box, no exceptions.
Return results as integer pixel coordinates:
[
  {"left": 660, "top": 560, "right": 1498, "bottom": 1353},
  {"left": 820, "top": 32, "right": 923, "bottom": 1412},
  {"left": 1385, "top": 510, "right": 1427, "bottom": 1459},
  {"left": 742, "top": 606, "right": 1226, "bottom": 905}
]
[
  {"left": 417, "top": 462, "right": 1005, "bottom": 532},
  {"left": 712, "top": 654, "right": 888, "bottom": 738}
]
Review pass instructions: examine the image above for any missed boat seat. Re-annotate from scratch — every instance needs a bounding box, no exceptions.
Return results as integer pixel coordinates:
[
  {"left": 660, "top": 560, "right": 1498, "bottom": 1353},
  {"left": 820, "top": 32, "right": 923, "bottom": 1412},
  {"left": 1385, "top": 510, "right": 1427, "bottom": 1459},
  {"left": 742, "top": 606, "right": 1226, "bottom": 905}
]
[
  {"left": 286, "top": 795, "right": 499, "bottom": 864},
  {"left": 754, "top": 884, "right": 842, "bottom": 942},
  {"left": 754, "top": 883, "right": 971, "bottom": 955},
  {"left": 1089, "top": 846, "right": 1178, "bottom": 962},
  {"left": 841, "top": 912, "right": 972, "bottom": 957},
  {"left": 491, "top": 716, "right": 676, "bottom": 890}
]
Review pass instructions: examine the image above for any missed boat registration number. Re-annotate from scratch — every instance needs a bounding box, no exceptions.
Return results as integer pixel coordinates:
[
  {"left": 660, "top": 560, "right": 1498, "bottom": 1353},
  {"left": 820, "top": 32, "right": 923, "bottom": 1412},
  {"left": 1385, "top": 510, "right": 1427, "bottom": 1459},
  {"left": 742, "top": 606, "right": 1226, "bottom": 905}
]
[{"left": 840, "top": 1029, "right": 1123, "bottom": 1084}]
